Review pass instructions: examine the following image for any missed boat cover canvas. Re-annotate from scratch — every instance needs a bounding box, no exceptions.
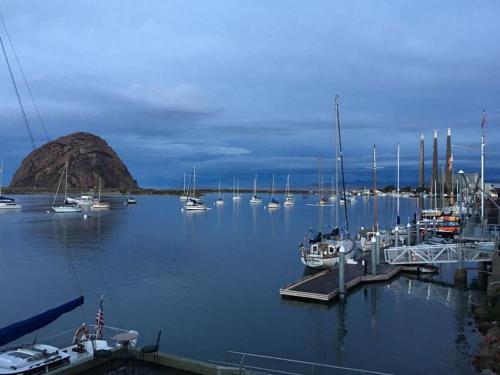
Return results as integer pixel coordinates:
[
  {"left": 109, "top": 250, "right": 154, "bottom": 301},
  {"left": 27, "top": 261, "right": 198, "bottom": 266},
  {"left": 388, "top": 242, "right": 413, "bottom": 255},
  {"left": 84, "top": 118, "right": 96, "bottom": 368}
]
[{"left": 0, "top": 296, "right": 84, "bottom": 346}]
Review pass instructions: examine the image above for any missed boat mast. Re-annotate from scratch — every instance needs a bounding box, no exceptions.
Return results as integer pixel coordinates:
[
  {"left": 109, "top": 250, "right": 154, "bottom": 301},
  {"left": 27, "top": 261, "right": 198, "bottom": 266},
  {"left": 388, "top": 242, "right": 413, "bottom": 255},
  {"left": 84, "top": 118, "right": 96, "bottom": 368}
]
[
  {"left": 193, "top": 167, "right": 196, "bottom": 198},
  {"left": 218, "top": 180, "right": 221, "bottom": 199},
  {"left": 183, "top": 173, "right": 186, "bottom": 195},
  {"left": 336, "top": 95, "right": 350, "bottom": 235},
  {"left": 98, "top": 177, "right": 101, "bottom": 201},
  {"left": 373, "top": 145, "right": 378, "bottom": 232},
  {"left": 253, "top": 175, "right": 257, "bottom": 196},
  {"left": 397, "top": 143, "right": 400, "bottom": 226},
  {"left": 64, "top": 161, "right": 68, "bottom": 200},
  {"left": 271, "top": 173, "right": 275, "bottom": 198},
  {"left": 237, "top": 178, "right": 240, "bottom": 196},
  {"left": 334, "top": 96, "right": 340, "bottom": 226},
  {"left": 0, "top": 158, "right": 3, "bottom": 196},
  {"left": 317, "top": 158, "right": 321, "bottom": 205},
  {"left": 233, "top": 177, "right": 236, "bottom": 198},
  {"left": 480, "top": 111, "right": 486, "bottom": 222}
]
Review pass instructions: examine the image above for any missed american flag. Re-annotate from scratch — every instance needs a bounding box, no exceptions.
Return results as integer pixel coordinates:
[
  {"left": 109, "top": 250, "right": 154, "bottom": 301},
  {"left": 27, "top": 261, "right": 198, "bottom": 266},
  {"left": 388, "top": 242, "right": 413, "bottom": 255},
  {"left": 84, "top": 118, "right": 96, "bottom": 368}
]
[
  {"left": 95, "top": 297, "right": 104, "bottom": 340},
  {"left": 448, "top": 153, "right": 453, "bottom": 172}
]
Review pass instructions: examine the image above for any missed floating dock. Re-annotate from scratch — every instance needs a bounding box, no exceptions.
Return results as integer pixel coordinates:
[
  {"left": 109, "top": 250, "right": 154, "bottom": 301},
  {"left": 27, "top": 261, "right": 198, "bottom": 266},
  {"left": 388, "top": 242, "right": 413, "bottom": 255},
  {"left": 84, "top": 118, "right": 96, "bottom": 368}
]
[{"left": 280, "top": 264, "right": 402, "bottom": 302}]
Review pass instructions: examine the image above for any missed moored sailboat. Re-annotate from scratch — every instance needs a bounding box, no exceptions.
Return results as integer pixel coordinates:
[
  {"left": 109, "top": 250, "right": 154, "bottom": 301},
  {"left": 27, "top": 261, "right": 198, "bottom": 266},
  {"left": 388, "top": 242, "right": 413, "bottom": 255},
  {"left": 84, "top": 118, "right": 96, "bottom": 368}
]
[
  {"left": 267, "top": 173, "right": 280, "bottom": 209},
  {"left": 249, "top": 175, "right": 262, "bottom": 204},
  {"left": 91, "top": 178, "right": 110, "bottom": 209},
  {"left": 184, "top": 167, "right": 208, "bottom": 211},
  {"left": 0, "top": 159, "right": 21, "bottom": 210},
  {"left": 284, "top": 174, "right": 294, "bottom": 206},
  {"left": 52, "top": 162, "right": 81, "bottom": 213}
]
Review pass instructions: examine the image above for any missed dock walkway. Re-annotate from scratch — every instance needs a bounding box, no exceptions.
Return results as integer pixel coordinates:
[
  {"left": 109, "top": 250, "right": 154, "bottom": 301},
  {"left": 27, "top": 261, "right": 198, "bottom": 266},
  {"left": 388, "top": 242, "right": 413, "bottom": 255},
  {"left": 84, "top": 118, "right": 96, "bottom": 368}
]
[{"left": 280, "top": 264, "right": 401, "bottom": 302}]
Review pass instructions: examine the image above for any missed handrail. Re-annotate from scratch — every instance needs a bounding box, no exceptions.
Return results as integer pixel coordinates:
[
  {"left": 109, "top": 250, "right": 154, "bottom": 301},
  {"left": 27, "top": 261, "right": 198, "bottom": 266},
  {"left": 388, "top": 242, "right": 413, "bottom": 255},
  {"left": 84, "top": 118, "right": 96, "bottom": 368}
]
[{"left": 224, "top": 351, "right": 393, "bottom": 375}]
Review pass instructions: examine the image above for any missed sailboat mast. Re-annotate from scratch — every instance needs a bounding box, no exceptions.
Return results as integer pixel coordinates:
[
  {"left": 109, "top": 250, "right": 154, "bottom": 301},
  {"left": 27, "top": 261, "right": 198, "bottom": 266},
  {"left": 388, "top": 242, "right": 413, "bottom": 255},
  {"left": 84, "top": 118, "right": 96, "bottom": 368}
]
[
  {"left": 334, "top": 96, "right": 340, "bottom": 226},
  {"left": 318, "top": 158, "right": 321, "bottom": 205},
  {"left": 336, "top": 95, "right": 349, "bottom": 235},
  {"left": 397, "top": 143, "right": 400, "bottom": 226},
  {"left": 183, "top": 173, "right": 186, "bottom": 194},
  {"left": 253, "top": 175, "right": 257, "bottom": 195},
  {"left": 98, "top": 177, "right": 101, "bottom": 201},
  {"left": 193, "top": 167, "right": 196, "bottom": 198},
  {"left": 64, "top": 161, "right": 68, "bottom": 200},
  {"left": 0, "top": 158, "right": 3, "bottom": 196},
  {"left": 271, "top": 173, "right": 275, "bottom": 198},
  {"left": 373, "top": 145, "right": 378, "bottom": 232},
  {"left": 218, "top": 180, "right": 221, "bottom": 198},
  {"left": 233, "top": 177, "right": 236, "bottom": 197}
]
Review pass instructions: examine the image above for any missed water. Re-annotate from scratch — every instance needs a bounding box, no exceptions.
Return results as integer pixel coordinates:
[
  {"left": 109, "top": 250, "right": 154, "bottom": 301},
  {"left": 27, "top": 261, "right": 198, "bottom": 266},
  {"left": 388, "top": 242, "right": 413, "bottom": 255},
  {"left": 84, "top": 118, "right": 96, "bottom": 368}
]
[{"left": 0, "top": 194, "right": 483, "bottom": 374}]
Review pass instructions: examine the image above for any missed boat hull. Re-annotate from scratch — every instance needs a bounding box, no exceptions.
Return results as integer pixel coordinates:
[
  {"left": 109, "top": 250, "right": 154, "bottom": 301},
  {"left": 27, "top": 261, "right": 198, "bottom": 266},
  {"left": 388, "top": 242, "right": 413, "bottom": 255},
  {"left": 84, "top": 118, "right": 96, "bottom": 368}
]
[{"left": 52, "top": 206, "right": 82, "bottom": 213}]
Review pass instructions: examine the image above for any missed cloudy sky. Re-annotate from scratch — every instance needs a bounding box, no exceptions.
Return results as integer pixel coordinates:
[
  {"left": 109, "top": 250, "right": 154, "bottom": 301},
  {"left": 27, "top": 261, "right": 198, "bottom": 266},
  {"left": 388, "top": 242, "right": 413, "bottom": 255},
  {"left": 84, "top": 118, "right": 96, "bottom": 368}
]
[{"left": 0, "top": 1, "right": 499, "bottom": 188}]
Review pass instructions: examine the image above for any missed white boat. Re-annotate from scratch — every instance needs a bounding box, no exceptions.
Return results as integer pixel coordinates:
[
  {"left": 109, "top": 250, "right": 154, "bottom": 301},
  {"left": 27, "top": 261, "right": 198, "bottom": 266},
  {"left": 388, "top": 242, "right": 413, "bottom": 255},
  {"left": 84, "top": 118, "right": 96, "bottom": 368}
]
[
  {"left": 91, "top": 178, "right": 110, "bottom": 209},
  {"left": 184, "top": 167, "right": 208, "bottom": 211},
  {"left": 0, "top": 297, "right": 137, "bottom": 375},
  {"left": 51, "top": 162, "right": 82, "bottom": 213},
  {"left": 232, "top": 177, "right": 242, "bottom": 201},
  {"left": 76, "top": 195, "right": 94, "bottom": 206},
  {"left": 249, "top": 175, "right": 262, "bottom": 204},
  {"left": 0, "top": 159, "right": 21, "bottom": 210},
  {"left": 180, "top": 173, "right": 188, "bottom": 201},
  {"left": 215, "top": 180, "right": 224, "bottom": 206},
  {"left": 126, "top": 197, "right": 137, "bottom": 204},
  {"left": 300, "top": 231, "right": 355, "bottom": 269},
  {"left": 284, "top": 174, "right": 294, "bottom": 206},
  {"left": 267, "top": 174, "right": 280, "bottom": 209}
]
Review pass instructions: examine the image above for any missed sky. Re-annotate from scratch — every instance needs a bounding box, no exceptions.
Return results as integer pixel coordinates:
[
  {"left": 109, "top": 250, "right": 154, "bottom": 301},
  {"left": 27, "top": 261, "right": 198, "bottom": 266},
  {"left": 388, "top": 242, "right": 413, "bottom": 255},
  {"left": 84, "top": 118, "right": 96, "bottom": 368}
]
[{"left": 0, "top": 0, "right": 499, "bottom": 189}]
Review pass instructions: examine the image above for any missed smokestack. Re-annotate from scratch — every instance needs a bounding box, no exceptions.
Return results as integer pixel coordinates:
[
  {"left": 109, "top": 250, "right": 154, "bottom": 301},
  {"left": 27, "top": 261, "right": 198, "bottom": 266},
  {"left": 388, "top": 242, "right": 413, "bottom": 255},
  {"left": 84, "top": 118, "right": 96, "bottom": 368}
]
[
  {"left": 419, "top": 132, "right": 425, "bottom": 190},
  {"left": 432, "top": 130, "right": 438, "bottom": 195},
  {"left": 445, "top": 128, "right": 452, "bottom": 194}
]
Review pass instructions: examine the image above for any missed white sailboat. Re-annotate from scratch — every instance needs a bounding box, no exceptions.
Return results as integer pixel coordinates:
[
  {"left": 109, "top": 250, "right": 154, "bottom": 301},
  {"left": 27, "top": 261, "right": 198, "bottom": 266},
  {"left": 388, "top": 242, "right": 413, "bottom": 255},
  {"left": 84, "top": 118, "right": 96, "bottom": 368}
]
[
  {"left": 180, "top": 173, "right": 188, "bottom": 201},
  {"left": 215, "top": 180, "right": 224, "bottom": 205},
  {"left": 267, "top": 173, "right": 280, "bottom": 209},
  {"left": 52, "top": 162, "right": 82, "bottom": 213},
  {"left": 249, "top": 175, "right": 262, "bottom": 204},
  {"left": 91, "top": 178, "right": 110, "bottom": 209},
  {"left": 284, "top": 174, "right": 294, "bottom": 206},
  {"left": 184, "top": 167, "right": 208, "bottom": 211},
  {"left": 232, "top": 177, "right": 242, "bottom": 201},
  {"left": 0, "top": 158, "right": 22, "bottom": 209}
]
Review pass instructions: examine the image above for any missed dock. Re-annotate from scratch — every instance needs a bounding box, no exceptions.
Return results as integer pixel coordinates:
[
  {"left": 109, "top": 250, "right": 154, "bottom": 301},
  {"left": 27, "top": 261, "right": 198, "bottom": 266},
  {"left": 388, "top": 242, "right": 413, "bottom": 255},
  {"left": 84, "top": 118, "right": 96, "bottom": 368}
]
[{"left": 280, "top": 264, "right": 402, "bottom": 302}]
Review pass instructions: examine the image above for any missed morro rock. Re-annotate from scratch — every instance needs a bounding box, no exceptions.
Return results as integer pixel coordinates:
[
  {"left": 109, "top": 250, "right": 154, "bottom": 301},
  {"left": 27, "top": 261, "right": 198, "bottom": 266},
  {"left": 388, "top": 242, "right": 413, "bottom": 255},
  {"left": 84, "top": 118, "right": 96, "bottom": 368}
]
[{"left": 10, "top": 132, "right": 138, "bottom": 190}]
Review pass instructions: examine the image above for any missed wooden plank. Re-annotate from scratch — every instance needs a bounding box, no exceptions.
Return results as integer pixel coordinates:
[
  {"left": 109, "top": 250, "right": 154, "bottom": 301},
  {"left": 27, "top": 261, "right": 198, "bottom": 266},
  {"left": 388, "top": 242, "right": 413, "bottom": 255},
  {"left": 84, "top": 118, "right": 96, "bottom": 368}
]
[{"left": 280, "top": 264, "right": 402, "bottom": 302}]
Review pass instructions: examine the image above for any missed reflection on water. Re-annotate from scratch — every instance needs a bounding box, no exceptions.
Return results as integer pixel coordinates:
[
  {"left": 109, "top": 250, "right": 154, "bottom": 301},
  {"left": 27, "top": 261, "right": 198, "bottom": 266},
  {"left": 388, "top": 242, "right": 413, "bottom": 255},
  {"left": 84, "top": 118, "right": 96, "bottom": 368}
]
[{"left": 0, "top": 194, "right": 483, "bottom": 375}]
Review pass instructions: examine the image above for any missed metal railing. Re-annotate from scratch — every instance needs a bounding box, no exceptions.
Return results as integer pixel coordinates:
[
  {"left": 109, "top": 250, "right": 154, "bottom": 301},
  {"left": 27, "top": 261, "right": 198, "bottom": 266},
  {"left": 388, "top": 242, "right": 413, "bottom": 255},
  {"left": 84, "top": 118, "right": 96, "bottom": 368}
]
[
  {"left": 212, "top": 351, "right": 392, "bottom": 375},
  {"left": 384, "top": 243, "right": 495, "bottom": 265}
]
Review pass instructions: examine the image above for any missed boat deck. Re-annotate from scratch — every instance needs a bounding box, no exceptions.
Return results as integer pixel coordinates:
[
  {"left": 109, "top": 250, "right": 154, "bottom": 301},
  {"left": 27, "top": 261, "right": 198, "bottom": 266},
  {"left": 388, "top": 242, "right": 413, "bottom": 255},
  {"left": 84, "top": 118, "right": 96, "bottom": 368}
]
[{"left": 280, "top": 264, "right": 402, "bottom": 302}]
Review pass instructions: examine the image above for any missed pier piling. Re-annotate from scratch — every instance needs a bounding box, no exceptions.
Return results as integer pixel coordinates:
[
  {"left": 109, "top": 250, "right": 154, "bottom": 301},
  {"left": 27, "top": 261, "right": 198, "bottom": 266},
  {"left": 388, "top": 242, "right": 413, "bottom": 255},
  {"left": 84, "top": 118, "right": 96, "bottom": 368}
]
[
  {"left": 339, "top": 246, "right": 346, "bottom": 299},
  {"left": 424, "top": 221, "right": 429, "bottom": 241},
  {"left": 416, "top": 221, "right": 421, "bottom": 244},
  {"left": 375, "top": 232, "right": 381, "bottom": 266},
  {"left": 407, "top": 223, "right": 412, "bottom": 246},
  {"left": 371, "top": 237, "right": 377, "bottom": 275}
]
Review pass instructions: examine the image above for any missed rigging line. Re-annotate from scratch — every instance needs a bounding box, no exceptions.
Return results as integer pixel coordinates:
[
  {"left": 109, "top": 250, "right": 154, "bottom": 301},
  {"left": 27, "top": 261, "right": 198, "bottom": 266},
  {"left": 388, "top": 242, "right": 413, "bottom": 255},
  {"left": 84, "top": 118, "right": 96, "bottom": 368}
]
[
  {"left": 53, "top": 212, "right": 87, "bottom": 322},
  {"left": 335, "top": 95, "right": 350, "bottom": 236},
  {"left": 0, "top": 33, "right": 36, "bottom": 150},
  {"left": 0, "top": 12, "right": 50, "bottom": 142}
]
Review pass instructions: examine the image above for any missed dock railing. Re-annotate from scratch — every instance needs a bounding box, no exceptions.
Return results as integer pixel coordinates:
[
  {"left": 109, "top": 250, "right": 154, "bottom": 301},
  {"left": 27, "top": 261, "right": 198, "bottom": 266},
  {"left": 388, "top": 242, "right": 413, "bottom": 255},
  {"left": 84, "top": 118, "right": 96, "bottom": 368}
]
[{"left": 212, "top": 351, "right": 392, "bottom": 375}]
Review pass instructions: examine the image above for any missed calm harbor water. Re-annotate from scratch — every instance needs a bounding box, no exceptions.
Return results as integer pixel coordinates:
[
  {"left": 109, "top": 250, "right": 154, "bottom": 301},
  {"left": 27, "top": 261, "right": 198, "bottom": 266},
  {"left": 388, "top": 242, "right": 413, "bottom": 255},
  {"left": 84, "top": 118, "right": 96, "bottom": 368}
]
[{"left": 0, "top": 194, "right": 484, "bottom": 374}]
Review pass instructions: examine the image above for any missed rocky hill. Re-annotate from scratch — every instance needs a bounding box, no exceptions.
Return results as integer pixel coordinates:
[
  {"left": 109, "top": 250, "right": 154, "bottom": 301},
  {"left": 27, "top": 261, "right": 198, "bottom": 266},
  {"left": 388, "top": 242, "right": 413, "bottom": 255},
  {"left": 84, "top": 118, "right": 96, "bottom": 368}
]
[{"left": 10, "top": 132, "right": 138, "bottom": 190}]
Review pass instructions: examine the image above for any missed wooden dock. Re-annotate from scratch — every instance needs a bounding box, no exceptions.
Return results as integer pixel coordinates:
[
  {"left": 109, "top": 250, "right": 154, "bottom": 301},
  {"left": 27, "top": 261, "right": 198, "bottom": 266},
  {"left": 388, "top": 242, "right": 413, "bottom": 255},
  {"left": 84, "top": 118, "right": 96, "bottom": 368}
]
[{"left": 280, "top": 264, "right": 402, "bottom": 302}]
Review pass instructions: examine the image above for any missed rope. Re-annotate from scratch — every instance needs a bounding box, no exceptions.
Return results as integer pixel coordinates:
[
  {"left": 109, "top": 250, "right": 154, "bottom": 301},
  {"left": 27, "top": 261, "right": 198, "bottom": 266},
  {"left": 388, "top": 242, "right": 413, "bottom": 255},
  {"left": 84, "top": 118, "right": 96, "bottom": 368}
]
[
  {"left": 0, "top": 12, "right": 50, "bottom": 142},
  {"left": 0, "top": 32, "right": 36, "bottom": 150}
]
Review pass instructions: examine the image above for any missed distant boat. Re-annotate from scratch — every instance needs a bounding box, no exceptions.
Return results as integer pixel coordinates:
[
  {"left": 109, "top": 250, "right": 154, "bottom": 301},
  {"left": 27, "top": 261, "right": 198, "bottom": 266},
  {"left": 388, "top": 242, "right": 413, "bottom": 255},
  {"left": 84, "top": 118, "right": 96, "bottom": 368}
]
[
  {"left": 180, "top": 173, "right": 188, "bottom": 201},
  {"left": 52, "top": 162, "right": 82, "bottom": 213},
  {"left": 249, "top": 175, "right": 262, "bottom": 204},
  {"left": 184, "top": 167, "right": 208, "bottom": 211},
  {"left": 126, "top": 197, "right": 137, "bottom": 204},
  {"left": 91, "top": 178, "right": 110, "bottom": 209},
  {"left": 0, "top": 159, "right": 22, "bottom": 210},
  {"left": 232, "top": 177, "right": 242, "bottom": 201},
  {"left": 267, "top": 173, "right": 280, "bottom": 209},
  {"left": 215, "top": 180, "right": 224, "bottom": 206},
  {"left": 284, "top": 174, "right": 294, "bottom": 207}
]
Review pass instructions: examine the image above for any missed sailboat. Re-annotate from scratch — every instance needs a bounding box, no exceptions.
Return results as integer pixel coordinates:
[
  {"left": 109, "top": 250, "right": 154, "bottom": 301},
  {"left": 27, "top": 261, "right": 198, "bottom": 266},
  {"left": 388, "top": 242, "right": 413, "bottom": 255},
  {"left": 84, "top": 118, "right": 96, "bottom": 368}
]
[
  {"left": 249, "top": 175, "right": 262, "bottom": 204},
  {"left": 232, "top": 177, "right": 242, "bottom": 201},
  {"left": 180, "top": 173, "right": 188, "bottom": 201},
  {"left": 300, "top": 96, "right": 354, "bottom": 268},
  {"left": 91, "top": 178, "right": 110, "bottom": 209},
  {"left": 0, "top": 158, "right": 22, "bottom": 209},
  {"left": 215, "top": 180, "right": 224, "bottom": 205},
  {"left": 284, "top": 174, "right": 294, "bottom": 206},
  {"left": 329, "top": 176, "right": 336, "bottom": 201},
  {"left": 52, "top": 162, "right": 82, "bottom": 213},
  {"left": 184, "top": 167, "right": 208, "bottom": 211},
  {"left": 306, "top": 159, "right": 330, "bottom": 207},
  {"left": 267, "top": 174, "right": 280, "bottom": 209}
]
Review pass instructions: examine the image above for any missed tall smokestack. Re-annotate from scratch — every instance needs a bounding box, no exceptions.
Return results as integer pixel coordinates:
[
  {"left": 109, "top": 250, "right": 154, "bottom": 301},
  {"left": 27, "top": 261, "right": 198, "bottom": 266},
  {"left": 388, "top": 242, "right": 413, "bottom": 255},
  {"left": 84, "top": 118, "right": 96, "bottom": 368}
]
[
  {"left": 445, "top": 128, "right": 452, "bottom": 194},
  {"left": 432, "top": 130, "right": 438, "bottom": 195},
  {"left": 419, "top": 132, "right": 425, "bottom": 190}
]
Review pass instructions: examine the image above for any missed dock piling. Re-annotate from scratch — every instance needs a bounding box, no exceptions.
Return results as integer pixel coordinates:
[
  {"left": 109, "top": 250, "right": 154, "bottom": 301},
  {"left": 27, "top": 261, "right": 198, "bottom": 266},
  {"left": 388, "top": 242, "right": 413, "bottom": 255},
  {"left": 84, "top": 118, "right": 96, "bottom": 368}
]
[
  {"left": 416, "top": 221, "right": 420, "bottom": 244},
  {"left": 339, "top": 246, "right": 346, "bottom": 299},
  {"left": 375, "top": 232, "right": 381, "bottom": 266},
  {"left": 371, "top": 237, "right": 377, "bottom": 275},
  {"left": 424, "top": 221, "right": 429, "bottom": 241},
  {"left": 407, "top": 223, "right": 412, "bottom": 246}
]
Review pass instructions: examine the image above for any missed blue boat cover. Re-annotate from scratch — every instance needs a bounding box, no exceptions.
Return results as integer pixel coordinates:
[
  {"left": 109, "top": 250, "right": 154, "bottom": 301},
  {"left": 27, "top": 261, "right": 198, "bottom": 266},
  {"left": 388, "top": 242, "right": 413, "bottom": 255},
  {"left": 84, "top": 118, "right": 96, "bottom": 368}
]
[{"left": 0, "top": 296, "right": 84, "bottom": 347}]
